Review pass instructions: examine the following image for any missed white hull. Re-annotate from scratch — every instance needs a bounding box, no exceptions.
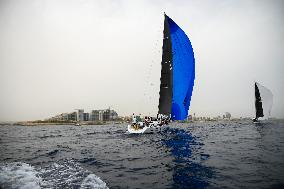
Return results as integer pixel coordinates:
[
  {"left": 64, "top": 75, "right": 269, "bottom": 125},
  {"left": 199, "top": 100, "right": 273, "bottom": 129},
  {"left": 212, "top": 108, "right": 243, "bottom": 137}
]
[
  {"left": 253, "top": 119, "right": 272, "bottom": 125},
  {"left": 127, "top": 124, "right": 166, "bottom": 134}
]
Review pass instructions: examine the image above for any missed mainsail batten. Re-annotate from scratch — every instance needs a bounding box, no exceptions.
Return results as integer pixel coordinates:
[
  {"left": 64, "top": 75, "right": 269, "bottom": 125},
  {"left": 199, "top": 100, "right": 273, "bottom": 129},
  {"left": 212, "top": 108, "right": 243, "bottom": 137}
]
[{"left": 158, "top": 14, "right": 195, "bottom": 121}]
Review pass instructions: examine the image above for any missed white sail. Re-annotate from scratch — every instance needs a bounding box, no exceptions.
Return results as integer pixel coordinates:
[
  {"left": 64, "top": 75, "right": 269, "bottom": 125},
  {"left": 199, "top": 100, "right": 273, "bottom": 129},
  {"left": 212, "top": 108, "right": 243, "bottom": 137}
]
[{"left": 256, "top": 82, "right": 273, "bottom": 119}]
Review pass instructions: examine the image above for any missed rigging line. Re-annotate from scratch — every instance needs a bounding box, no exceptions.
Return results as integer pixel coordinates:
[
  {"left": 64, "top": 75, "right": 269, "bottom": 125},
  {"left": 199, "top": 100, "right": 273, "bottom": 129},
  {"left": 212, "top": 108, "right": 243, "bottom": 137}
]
[{"left": 143, "top": 27, "right": 163, "bottom": 109}]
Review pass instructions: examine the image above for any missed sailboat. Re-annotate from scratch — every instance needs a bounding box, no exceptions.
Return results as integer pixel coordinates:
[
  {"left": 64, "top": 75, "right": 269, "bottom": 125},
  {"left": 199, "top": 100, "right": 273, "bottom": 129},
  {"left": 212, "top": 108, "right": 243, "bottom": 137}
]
[
  {"left": 128, "top": 14, "right": 195, "bottom": 133},
  {"left": 253, "top": 82, "right": 273, "bottom": 123}
]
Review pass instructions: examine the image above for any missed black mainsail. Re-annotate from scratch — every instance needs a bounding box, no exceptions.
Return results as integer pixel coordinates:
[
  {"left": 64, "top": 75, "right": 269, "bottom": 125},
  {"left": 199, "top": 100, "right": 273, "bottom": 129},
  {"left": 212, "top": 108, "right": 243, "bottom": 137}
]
[
  {"left": 158, "top": 15, "right": 173, "bottom": 116},
  {"left": 254, "top": 82, "right": 273, "bottom": 121},
  {"left": 255, "top": 82, "right": 264, "bottom": 118}
]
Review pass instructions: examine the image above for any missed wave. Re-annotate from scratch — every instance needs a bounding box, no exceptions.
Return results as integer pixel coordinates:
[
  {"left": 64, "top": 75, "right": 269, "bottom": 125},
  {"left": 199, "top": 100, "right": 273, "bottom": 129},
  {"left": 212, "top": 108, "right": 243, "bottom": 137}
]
[
  {"left": 81, "top": 174, "right": 108, "bottom": 189},
  {"left": 0, "top": 160, "right": 108, "bottom": 189},
  {"left": 39, "top": 134, "right": 63, "bottom": 139}
]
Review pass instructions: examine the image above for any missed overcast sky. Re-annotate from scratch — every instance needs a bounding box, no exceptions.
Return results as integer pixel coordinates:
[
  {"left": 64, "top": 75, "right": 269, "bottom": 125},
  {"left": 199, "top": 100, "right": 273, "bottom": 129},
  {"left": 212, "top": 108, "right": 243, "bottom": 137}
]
[{"left": 0, "top": 0, "right": 283, "bottom": 121}]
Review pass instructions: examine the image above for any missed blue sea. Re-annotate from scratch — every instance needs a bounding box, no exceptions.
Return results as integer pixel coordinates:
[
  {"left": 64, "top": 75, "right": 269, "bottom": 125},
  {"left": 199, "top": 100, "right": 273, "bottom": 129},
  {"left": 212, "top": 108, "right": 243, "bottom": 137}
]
[{"left": 1, "top": 120, "right": 284, "bottom": 189}]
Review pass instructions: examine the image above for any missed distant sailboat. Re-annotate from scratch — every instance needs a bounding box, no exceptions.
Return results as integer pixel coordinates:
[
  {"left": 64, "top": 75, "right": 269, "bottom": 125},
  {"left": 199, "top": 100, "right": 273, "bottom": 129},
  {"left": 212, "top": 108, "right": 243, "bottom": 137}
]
[
  {"left": 128, "top": 14, "right": 195, "bottom": 133},
  {"left": 253, "top": 82, "right": 273, "bottom": 122}
]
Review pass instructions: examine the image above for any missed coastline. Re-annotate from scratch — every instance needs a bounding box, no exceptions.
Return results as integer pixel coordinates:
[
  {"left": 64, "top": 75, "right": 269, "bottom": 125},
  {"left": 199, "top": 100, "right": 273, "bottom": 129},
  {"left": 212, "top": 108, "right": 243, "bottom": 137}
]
[
  {"left": 1, "top": 118, "right": 282, "bottom": 126},
  {"left": 1, "top": 121, "right": 124, "bottom": 126}
]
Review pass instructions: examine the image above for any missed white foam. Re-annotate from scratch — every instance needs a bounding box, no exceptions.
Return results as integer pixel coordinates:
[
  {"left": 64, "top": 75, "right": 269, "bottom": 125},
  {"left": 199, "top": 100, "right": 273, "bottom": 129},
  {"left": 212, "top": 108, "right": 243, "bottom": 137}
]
[
  {"left": 0, "top": 162, "right": 42, "bottom": 189},
  {"left": 0, "top": 161, "right": 109, "bottom": 189},
  {"left": 81, "top": 174, "right": 109, "bottom": 189}
]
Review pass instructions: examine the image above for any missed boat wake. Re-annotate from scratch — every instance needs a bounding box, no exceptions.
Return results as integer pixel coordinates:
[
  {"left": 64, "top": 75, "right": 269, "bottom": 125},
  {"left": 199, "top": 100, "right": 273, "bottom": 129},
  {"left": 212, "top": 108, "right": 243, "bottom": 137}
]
[
  {"left": 0, "top": 159, "right": 108, "bottom": 189},
  {"left": 0, "top": 162, "right": 42, "bottom": 189}
]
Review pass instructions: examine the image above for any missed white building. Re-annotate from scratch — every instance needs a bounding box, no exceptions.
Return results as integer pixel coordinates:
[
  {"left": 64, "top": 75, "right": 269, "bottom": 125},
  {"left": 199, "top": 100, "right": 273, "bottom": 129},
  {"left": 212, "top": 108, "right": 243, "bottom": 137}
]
[{"left": 76, "top": 109, "right": 84, "bottom": 121}]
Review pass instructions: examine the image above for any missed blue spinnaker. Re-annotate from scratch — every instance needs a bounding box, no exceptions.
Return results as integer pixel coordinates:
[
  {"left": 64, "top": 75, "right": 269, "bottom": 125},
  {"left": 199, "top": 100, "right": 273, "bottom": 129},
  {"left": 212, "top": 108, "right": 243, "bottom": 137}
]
[{"left": 168, "top": 16, "right": 195, "bottom": 120}]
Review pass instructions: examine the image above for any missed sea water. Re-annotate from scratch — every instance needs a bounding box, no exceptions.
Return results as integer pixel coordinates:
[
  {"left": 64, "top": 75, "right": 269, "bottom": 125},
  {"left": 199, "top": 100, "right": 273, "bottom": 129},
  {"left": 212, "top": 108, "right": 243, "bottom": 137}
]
[{"left": 0, "top": 120, "right": 284, "bottom": 189}]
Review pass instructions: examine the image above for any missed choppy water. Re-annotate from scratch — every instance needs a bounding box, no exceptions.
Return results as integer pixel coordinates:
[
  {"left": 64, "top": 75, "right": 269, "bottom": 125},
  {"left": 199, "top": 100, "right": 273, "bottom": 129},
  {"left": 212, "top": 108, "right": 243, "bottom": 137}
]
[{"left": 1, "top": 120, "right": 284, "bottom": 189}]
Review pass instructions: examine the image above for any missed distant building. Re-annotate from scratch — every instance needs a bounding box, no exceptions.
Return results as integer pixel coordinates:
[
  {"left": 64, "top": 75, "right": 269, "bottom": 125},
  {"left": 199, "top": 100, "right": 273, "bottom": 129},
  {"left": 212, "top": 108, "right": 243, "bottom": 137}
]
[
  {"left": 45, "top": 108, "right": 118, "bottom": 122},
  {"left": 45, "top": 112, "right": 76, "bottom": 122},
  {"left": 103, "top": 109, "right": 118, "bottom": 121},
  {"left": 110, "top": 110, "right": 118, "bottom": 120},
  {"left": 83, "top": 113, "right": 89, "bottom": 121},
  {"left": 76, "top": 109, "right": 84, "bottom": 121},
  {"left": 90, "top": 110, "right": 100, "bottom": 121},
  {"left": 103, "top": 109, "right": 110, "bottom": 121},
  {"left": 67, "top": 112, "right": 77, "bottom": 121},
  {"left": 62, "top": 113, "right": 68, "bottom": 121},
  {"left": 89, "top": 109, "right": 118, "bottom": 121},
  {"left": 99, "top": 110, "right": 104, "bottom": 121}
]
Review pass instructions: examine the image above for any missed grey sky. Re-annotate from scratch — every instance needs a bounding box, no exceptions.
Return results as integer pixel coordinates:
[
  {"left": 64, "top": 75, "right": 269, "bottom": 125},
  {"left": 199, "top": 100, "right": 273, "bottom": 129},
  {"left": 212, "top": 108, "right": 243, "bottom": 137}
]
[{"left": 0, "top": 0, "right": 283, "bottom": 121}]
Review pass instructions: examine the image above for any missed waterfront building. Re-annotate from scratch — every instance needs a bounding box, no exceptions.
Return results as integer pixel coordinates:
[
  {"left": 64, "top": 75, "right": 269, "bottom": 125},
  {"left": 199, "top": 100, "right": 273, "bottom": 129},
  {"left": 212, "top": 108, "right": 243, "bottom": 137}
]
[
  {"left": 90, "top": 110, "right": 100, "bottom": 121},
  {"left": 110, "top": 110, "right": 118, "bottom": 120},
  {"left": 76, "top": 109, "right": 84, "bottom": 122},
  {"left": 90, "top": 109, "right": 119, "bottom": 121},
  {"left": 67, "top": 112, "right": 77, "bottom": 121},
  {"left": 62, "top": 113, "right": 68, "bottom": 121},
  {"left": 83, "top": 113, "right": 89, "bottom": 121},
  {"left": 102, "top": 109, "right": 118, "bottom": 121},
  {"left": 44, "top": 108, "right": 118, "bottom": 122},
  {"left": 99, "top": 110, "right": 104, "bottom": 121},
  {"left": 103, "top": 109, "right": 110, "bottom": 121}
]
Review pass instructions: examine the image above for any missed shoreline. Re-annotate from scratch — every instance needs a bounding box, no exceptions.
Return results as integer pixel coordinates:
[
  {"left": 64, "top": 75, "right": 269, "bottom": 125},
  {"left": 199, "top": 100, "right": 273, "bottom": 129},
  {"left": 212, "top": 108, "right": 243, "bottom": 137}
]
[
  {"left": 1, "top": 121, "right": 125, "bottom": 126},
  {"left": 1, "top": 118, "right": 282, "bottom": 126}
]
